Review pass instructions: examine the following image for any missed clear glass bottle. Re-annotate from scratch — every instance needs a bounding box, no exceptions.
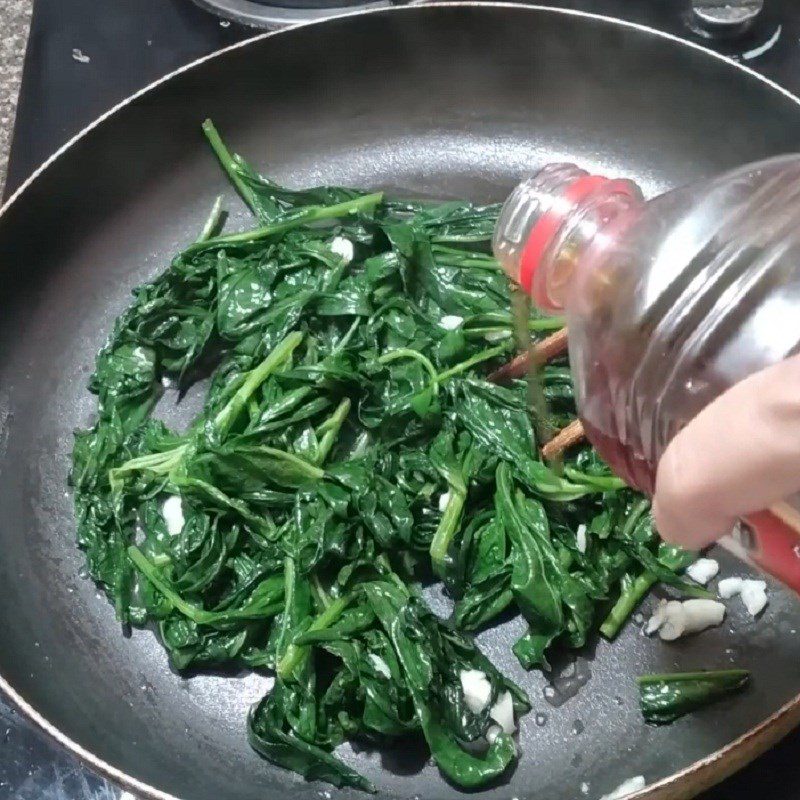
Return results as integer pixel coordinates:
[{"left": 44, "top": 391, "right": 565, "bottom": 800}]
[{"left": 494, "top": 156, "right": 800, "bottom": 589}]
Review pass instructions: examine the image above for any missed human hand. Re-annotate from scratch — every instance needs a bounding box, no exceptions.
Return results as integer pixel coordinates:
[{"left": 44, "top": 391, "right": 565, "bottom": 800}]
[{"left": 653, "top": 355, "right": 800, "bottom": 549}]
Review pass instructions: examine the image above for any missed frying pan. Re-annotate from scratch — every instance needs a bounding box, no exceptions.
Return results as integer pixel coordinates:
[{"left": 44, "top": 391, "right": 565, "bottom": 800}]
[{"left": 2, "top": 5, "right": 800, "bottom": 800}]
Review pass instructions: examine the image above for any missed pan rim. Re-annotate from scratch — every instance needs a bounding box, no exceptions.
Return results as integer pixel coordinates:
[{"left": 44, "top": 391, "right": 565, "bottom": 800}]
[
  {"left": 5, "top": 2, "right": 800, "bottom": 218},
  {"left": 2, "top": 4, "right": 800, "bottom": 799}
]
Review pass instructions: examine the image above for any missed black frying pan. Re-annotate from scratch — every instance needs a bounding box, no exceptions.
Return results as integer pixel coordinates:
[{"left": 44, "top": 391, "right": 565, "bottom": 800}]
[{"left": 2, "top": 6, "right": 800, "bottom": 800}]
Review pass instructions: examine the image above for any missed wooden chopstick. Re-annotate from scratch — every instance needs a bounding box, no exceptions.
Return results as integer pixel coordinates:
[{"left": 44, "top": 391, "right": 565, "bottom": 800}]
[
  {"left": 488, "top": 326, "right": 586, "bottom": 459},
  {"left": 487, "top": 327, "right": 569, "bottom": 383},
  {"left": 541, "top": 419, "right": 585, "bottom": 461}
]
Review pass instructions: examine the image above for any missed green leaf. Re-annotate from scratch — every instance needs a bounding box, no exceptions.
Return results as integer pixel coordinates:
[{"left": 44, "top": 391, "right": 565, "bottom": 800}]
[
  {"left": 637, "top": 670, "right": 750, "bottom": 724},
  {"left": 248, "top": 684, "right": 375, "bottom": 793},
  {"left": 365, "top": 582, "right": 521, "bottom": 789},
  {"left": 73, "top": 119, "right": 692, "bottom": 794},
  {"left": 495, "top": 465, "right": 563, "bottom": 667}
]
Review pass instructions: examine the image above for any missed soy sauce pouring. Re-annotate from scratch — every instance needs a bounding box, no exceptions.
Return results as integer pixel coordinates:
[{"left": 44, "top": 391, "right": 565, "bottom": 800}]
[{"left": 493, "top": 157, "right": 800, "bottom": 591}]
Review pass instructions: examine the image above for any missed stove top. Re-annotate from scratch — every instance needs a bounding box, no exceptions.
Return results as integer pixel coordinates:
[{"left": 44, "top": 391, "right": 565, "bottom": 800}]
[
  {"left": 3, "top": 0, "right": 800, "bottom": 798},
  {"left": 192, "top": 0, "right": 396, "bottom": 29}
]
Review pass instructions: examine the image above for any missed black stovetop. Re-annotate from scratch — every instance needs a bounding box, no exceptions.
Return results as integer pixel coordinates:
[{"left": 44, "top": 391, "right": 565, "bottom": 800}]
[{"left": 3, "top": 1, "right": 800, "bottom": 798}]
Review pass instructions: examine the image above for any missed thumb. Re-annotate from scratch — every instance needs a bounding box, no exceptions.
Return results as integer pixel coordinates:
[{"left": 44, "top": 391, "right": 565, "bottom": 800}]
[{"left": 653, "top": 354, "right": 800, "bottom": 549}]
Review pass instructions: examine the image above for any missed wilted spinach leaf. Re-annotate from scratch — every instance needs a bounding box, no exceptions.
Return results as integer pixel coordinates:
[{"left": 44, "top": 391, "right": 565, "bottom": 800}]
[{"left": 71, "top": 119, "right": 703, "bottom": 793}]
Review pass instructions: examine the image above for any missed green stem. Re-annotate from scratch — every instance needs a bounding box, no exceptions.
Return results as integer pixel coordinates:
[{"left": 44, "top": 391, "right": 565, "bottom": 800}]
[
  {"left": 379, "top": 348, "right": 439, "bottom": 392},
  {"left": 185, "top": 192, "right": 383, "bottom": 255},
  {"left": 275, "top": 554, "right": 297, "bottom": 658},
  {"left": 676, "top": 583, "right": 716, "bottom": 600},
  {"left": 277, "top": 594, "right": 353, "bottom": 680},
  {"left": 465, "top": 313, "right": 565, "bottom": 333},
  {"left": 109, "top": 444, "right": 188, "bottom": 490},
  {"left": 564, "top": 466, "right": 627, "bottom": 492},
  {"left": 175, "top": 476, "right": 282, "bottom": 536},
  {"left": 436, "top": 344, "right": 507, "bottom": 383},
  {"left": 332, "top": 317, "right": 361, "bottom": 354},
  {"left": 622, "top": 498, "right": 651, "bottom": 539},
  {"left": 315, "top": 398, "right": 352, "bottom": 465},
  {"left": 213, "top": 332, "right": 304, "bottom": 437},
  {"left": 600, "top": 571, "right": 656, "bottom": 640},
  {"left": 202, "top": 119, "right": 260, "bottom": 217},
  {"left": 529, "top": 317, "right": 567, "bottom": 331},
  {"left": 431, "top": 245, "right": 501, "bottom": 264},
  {"left": 310, "top": 573, "right": 331, "bottom": 610},
  {"left": 247, "top": 397, "right": 261, "bottom": 423},
  {"left": 197, "top": 195, "right": 225, "bottom": 242},
  {"left": 636, "top": 669, "right": 750, "bottom": 686},
  {"left": 462, "top": 328, "right": 511, "bottom": 341},
  {"left": 430, "top": 489, "right": 466, "bottom": 580},
  {"left": 128, "top": 546, "right": 282, "bottom": 625},
  {"left": 235, "top": 447, "right": 325, "bottom": 482}
]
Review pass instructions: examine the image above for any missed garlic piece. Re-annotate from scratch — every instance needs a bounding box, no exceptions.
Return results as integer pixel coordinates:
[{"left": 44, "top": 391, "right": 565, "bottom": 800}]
[
  {"left": 646, "top": 598, "right": 724, "bottom": 640},
  {"left": 162, "top": 495, "right": 185, "bottom": 536},
  {"left": 681, "top": 599, "right": 726, "bottom": 633},
  {"left": 489, "top": 690, "right": 515, "bottom": 734},
  {"left": 600, "top": 776, "right": 646, "bottom": 800},
  {"left": 576, "top": 524, "right": 587, "bottom": 554},
  {"left": 740, "top": 580, "right": 768, "bottom": 617},
  {"left": 718, "top": 577, "right": 745, "bottom": 599},
  {"left": 685, "top": 558, "right": 719, "bottom": 585},
  {"left": 330, "top": 236, "right": 354, "bottom": 264},
  {"left": 439, "top": 315, "right": 464, "bottom": 330},
  {"left": 460, "top": 669, "right": 492, "bottom": 714}
]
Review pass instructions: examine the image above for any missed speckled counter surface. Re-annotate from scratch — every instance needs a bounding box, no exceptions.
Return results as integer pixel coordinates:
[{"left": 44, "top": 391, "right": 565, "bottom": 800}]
[{"left": 0, "top": 0, "right": 33, "bottom": 198}]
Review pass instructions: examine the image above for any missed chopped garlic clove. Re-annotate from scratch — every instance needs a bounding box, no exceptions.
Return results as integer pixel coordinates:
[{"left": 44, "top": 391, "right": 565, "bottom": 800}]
[
  {"left": 489, "top": 690, "right": 515, "bottom": 734},
  {"left": 485, "top": 724, "right": 502, "bottom": 744},
  {"left": 484, "top": 330, "right": 511, "bottom": 342},
  {"left": 681, "top": 599, "right": 726, "bottom": 633},
  {"left": 576, "top": 524, "right": 587, "bottom": 554},
  {"left": 647, "top": 598, "right": 724, "bottom": 640},
  {"left": 718, "top": 577, "right": 745, "bottom": 599},
  {"left": 645, "top": 600, "right": 669, "bottom": 635},
  {"left": 657, "top": 601, "right": 687, "bottom": 641},
  {"left": 740, "top": 580, "right": 768, "bottom": 617},
  {"left": 460, "top": 669, "right": 492, "bottom": 714},
  {"left": 717, "top": 576, "right": 768, "bottom": 616},
  {"left": 685, "top": 558, "right": 719, "bottom": 585},
  {"left": 438, "top": 491, "right": 451, "bottom": 512},
  {"left": 162, "top": 495, "right": 185, "bottom": 536},
  {"left": 599, "top": 775, "right": 646, "bottom": 800},
  {"left": 439, "top": 315, "right": 464, "bottom": 330},
  {"left": 330, "top": 236, "right": 354, "bottom": 264}
]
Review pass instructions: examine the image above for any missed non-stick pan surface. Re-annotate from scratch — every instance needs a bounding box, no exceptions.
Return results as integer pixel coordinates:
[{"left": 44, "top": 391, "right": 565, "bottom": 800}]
[{"left": 2, "top": 6, "right": 800, "bottom": 800}]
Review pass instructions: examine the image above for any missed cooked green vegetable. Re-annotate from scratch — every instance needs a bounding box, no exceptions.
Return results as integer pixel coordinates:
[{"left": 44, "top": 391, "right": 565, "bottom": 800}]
[
  {"left": 637, "top": 670, "right": 751, "bottom": 724},
  {"left": 70, "top": 119, "right": 702, "bottom": 792}
]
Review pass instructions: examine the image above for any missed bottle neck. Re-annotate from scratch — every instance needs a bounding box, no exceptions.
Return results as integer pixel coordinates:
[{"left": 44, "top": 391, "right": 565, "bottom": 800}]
[{"left": 493, "top": 164, "right": 643, "bottom": 312}]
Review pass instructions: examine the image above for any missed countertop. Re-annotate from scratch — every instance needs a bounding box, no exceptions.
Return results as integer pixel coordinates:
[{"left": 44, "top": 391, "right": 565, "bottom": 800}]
[{"left": 0, "top": 0, "right": 32, "bottom": 197}]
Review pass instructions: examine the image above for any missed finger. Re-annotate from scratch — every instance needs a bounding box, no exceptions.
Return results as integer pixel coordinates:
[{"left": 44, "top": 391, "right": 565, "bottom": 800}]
[{"left": 653, "top": 354, "right": 800, "bottom": 548}]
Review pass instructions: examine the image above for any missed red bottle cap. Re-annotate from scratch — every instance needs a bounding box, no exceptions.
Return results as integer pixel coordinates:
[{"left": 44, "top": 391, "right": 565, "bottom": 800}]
[{"left": 518, "top": 174, "right": 640, "bottom": 311}]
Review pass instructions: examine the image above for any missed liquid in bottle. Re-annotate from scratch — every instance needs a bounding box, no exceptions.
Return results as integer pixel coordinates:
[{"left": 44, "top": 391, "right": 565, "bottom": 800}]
[{"left": 493, "top": 157, "right": 800, "bottom": 590}]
